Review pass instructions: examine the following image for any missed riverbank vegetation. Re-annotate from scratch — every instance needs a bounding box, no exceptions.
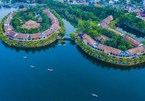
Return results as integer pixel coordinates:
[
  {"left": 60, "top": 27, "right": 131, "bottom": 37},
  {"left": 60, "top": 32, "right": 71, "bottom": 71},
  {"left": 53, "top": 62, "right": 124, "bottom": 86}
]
[
  {"left": 0, "top": 17, "right": 58, "bottom": 47},
  {"left": 77, "top": 38, "right": 145, "bottom": 66}
]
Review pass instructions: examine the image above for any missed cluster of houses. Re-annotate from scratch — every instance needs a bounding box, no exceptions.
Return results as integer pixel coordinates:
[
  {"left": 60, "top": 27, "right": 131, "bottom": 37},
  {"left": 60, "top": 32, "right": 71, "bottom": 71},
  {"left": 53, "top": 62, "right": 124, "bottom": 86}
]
[
  {"left": 81, "top": 33, "right": 145, "bottom": 59},
  {"left": 3, "top": 9, "right": 60, "bottom": 41},
  {"left": 80, "top": 15, "right": 145, "bottom": 59}
]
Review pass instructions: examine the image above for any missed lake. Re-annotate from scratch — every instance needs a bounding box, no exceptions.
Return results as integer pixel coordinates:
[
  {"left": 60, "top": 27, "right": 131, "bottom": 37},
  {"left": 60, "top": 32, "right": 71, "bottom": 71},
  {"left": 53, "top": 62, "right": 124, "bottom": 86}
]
[{"left": 0, "top": 7, "right": 145, "bottom": 101}]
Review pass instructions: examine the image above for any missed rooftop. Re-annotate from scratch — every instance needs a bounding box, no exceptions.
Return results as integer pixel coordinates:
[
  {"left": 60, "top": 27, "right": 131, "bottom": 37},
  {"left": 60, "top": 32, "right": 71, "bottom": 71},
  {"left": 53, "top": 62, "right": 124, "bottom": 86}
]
[{"left": 22, "top": 20, "right": 40, "bottom": 29}]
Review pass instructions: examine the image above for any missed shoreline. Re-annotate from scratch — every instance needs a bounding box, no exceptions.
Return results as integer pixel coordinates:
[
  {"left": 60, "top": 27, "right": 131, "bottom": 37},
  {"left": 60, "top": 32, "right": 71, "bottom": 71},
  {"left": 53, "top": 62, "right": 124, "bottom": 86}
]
[
  {"left": 76, "top": 38, "right": 145, "bottom": 67},
  {"left": 0, "top": 8, "right": 64, "bottom": 48}
]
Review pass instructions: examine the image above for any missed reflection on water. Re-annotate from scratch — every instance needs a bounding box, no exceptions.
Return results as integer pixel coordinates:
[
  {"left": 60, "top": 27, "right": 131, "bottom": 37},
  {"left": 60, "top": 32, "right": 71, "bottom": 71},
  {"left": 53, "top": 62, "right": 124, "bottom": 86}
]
[{"left": 1, "top": 40, "right": 58, "bottom": 53}]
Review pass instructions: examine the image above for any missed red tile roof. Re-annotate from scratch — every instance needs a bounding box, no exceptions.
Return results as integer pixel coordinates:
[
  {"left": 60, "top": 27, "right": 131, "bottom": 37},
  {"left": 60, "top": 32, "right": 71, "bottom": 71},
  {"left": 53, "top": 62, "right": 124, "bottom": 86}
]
[
  {"left": 17, "top": 34, "right": 28, "bottom": 39},
  {"left": 52, "top": 24, "right": 60, "bottom": 30},
  {"left": 100, "top": 15, "right": 113, "bottom": 28},
  {"left": 45, "top": 29, "right": 53, "bottom": 36},
  {"left": 30, "top": 33, "right": 42, "bottom": 39},
  {"left": 8, "top": 31, "right": 15, "bottom": 37},
  {"left": 128, "top": 46, "right": 145, "bottom": 56},
  {"left": 97, "top": 44, "right": 121, "bottom": 54},
  {"left": 124, "top": 35, "right": 141, "bottom": 47},
  {"left": 108, "top": 28, "right": 122, "bottom": 35},
  {"left": 83, "top": 34, "right": 97, "bottom": 46}
]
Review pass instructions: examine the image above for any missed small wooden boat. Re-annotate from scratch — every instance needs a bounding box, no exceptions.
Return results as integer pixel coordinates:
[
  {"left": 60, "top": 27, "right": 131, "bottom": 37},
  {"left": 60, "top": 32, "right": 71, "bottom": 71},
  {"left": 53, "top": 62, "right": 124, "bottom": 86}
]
[
  {"left": 91, "top": 93, "right": 98, "bottom": 97},
  {"left": 30, "top": 65, "right": 35, "bottom": 68},
  {"left": 23, "top": 56, "right": 28, "bottom": 59},
  {"left": 48, "top": 68, "right": 53, "bottom": 72}
]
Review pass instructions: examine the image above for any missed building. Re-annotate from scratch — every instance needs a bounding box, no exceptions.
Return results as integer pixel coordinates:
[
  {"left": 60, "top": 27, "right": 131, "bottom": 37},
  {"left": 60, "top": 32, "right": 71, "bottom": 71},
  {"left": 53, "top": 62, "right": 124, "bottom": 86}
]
[
  {"left": 127, "top": 46, "right": 145, "bottom": 57},
  {"left": 30, "top": 33, "right": 42, "bottom": 40},
  {"left": 97, "top": 43, "right": 122, "bottom": 56},
  {"left": 22, "top": 20, "right": 40, "bottom": 29},
  {"left": 99, "top": 15, "right": 113, "bottom": 28},
  {"left": 44, "top": 29, "right": 53, "bottom": 37},
  {"left": 124, "top": 35, "right": 142, "bottom": 47},
  {"left": 3, "top": 9, "right": 60, "bottom": 42},
  {"left": 82, "top": 34, "right": 98, "bottom": 48},
  {"left": 17, "top": 34, "right": 29, "bottom": 41}
]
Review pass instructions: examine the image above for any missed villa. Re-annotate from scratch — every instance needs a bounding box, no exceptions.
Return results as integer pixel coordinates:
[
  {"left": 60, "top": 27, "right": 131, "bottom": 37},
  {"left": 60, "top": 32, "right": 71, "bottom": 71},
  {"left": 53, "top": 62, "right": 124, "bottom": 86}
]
[
  {"left": 99, "top": 15, "right": 113, "bottom": 28},
  {"left": 82, "top": 34, "right": 97, "bottom": 48},
  {"left": 80, "top": 34, "right": 145, "bottom": 59},
  {"left": 17, "top": 34, "right": 29, "bottom": 41},
  {"left": 124, "top": 35, "right": 142, "bottom": 47},
  {"left": 22, "top": 20, "right": 40, "bottom": 29},
  {"left": 3, "top": 9, "right": 60, "bottom": 41},
  {"left": 30, "top": 33, "right": 42, "bottom": 40}
]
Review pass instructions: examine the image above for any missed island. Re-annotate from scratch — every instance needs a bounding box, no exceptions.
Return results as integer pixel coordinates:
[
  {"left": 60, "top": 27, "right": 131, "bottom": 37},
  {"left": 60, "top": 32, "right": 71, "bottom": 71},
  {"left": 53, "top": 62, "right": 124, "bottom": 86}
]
[{"left": 0, "top": 6, "right": 63, "bottom": 48}]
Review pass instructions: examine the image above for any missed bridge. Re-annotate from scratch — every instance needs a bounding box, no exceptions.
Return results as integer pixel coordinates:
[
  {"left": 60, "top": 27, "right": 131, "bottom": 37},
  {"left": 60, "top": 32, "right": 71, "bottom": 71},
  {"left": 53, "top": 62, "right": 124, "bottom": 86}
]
[{"left": 58, "top": 35, "right": 72, "bottom": 40}]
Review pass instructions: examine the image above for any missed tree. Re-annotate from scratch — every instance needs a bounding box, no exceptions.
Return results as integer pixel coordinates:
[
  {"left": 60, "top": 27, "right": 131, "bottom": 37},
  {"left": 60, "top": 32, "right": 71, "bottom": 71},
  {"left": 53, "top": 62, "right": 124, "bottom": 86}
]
[{"left": 70, "top": 33, "right": 76, "bottom": 40}]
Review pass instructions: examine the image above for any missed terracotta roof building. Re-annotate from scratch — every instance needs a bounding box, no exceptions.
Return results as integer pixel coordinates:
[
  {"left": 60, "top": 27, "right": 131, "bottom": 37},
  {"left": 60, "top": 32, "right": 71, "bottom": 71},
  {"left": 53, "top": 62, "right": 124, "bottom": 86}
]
[
  {"left": 45, "top": 29, "right": 53, "bottom": 37},
  {"left": 100, "top": 15, "right": 113, "bottom": 28},
  {"left": 124, "top": 35, "right": 142, "bottom": 47},
  {"left": 82, "top": 34, "right": 98, "bottom": 48},
  {"left": 3, "top": 9, "right": 60, "bottom": 41},
  {"left": 30, "top": 33, "right": 42, "bottom": 40},
  {"left": 17, "top": 34, "right": 29, "bottom": 40},
  {"left": 97, "top": 44, "right": 121, "bottom": 55},
  {"left": 7, "top": 31, "right": 16, "bottom": 38},
  {"left": 22, "top": 20, "right": 40, "bottom": 29},
  {"left": 127, "top": 46, "right": 145, "bottom": 56},
  {"left": 108, "top": 28, "right": 122, "bottom": 35}
]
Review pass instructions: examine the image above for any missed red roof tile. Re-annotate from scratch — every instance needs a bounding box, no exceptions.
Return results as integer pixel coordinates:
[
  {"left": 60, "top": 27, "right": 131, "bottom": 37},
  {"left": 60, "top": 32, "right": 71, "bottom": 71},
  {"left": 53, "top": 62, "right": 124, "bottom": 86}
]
[
  {"left": 128, "top": 46, "right": 145, "bottom": 56},
  {"left": 17, "top": 34, "right": 28, "bottom": 39},
  {"left": 30, "top": 33, "right": 42, "bottom": 39},
  {"left": 124, "top": 35, "right": 141, "bottom": 47},
  {"left": 45, "top": 29, "right": 53, "bottom": 36},
  {"left": 97, "top": 44, "right": 121, "bottom": 54},
  {"left": 83, "top": 34, "right": 97, "bottom": 46}
]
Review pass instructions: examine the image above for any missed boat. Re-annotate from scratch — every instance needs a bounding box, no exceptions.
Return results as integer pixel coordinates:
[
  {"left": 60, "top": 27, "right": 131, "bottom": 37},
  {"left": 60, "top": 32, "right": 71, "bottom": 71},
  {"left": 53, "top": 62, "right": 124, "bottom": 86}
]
[
  {"left": 48, "top": 68, "right": 53, "bottom": 72},
  {"left": 30, "top": 65, "right": 35, "bottom": 68},
  {"left": 91, "top": 93, "right": 98, "bottom": 97},
  {"left": 23, "top": 56, "right": 28, "bottom": 59}
]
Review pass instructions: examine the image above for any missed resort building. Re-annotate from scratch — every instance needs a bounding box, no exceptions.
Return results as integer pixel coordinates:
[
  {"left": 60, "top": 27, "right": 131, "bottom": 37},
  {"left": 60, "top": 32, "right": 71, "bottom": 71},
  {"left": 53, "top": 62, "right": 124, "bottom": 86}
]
[
  {"left": 99, "top": 15, "right": 113, "bottom": 28},
  {"left": 97, "top": 43, "right": 122, "bottom": 56},
  {"left": 22, "top": 20, "right": 40, "bottom": 29},
  {"left": 81, "top": 34, "right": 145, "bottom": 59},
  {"left": 124, "top": 35, "right": 142, "bottom": 47},
  {"left": 3, "top": 9, "right": 60, "bottom": 41},
  {"left": 82, "top": 34, "right": 98, "bottom": 48},
  {"left": 17, "top": 34, "right": 29, "bottom": 41},
  {"left": 127, "top": 46, "right": 145, "bottom": 57}
]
